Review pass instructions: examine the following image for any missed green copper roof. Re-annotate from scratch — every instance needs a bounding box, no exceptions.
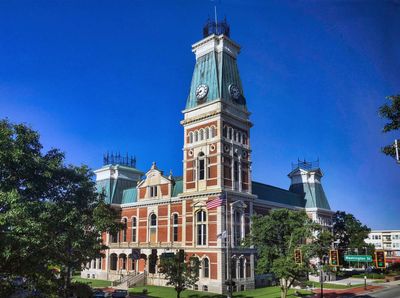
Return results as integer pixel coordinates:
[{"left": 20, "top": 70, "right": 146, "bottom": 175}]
[
  {"left": 96, "top": 178, "right": 137, "bottom": 204},
  {"left": 186, "top": 51, "right": 246, "bottom": 109},
  {"left": 289, "top": 183, "right": 331, "bottom": 210},
  {"left": 252, "top": 181, "right": 306, "bottom": 208},
  {"left": 122, "top": 188, "right": 137, "bottom": 204},
  {"left": 172, "top": 177, "right": 183, "bottom": 197}
]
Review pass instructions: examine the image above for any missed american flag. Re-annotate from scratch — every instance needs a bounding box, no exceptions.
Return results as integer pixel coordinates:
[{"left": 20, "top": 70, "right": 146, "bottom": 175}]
[{"left": 206, "top": 193, "right": 226, "bottom": 209}]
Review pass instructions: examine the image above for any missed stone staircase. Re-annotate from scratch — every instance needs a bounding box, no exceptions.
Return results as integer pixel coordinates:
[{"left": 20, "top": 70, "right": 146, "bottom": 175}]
[{"left": 112, "top": 272, "right": 146, "bottom": 289}]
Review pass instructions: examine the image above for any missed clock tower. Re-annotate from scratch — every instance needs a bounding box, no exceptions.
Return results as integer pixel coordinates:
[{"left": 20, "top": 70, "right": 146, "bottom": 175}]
[{"left": 181, "top": 19, "right": 253, "bottom": 197}]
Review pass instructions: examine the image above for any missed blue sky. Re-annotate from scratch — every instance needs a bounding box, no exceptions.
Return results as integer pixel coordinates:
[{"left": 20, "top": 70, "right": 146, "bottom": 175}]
[{"left": 0, "top": 0, "right": 399, "bottom": 229}]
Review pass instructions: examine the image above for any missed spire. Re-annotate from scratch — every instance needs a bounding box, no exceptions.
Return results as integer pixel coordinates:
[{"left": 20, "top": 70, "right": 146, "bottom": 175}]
[{"left": 186, "top": 19, "right": 246, "bottom": 110}]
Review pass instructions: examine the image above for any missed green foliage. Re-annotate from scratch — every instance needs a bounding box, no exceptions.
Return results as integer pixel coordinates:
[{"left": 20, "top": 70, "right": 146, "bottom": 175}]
[
  {"left": 332, "top": 211, "right": 372, "bottom": 254},
  {"left": 249, "top": 209, "right": 319, "bottom": 298},
  {"left": 0, "top": 119, "right": 120, "bottom": 298},
  {"left": 379, "top": 94, "right": 400, "bottom": 158},
  {"left": 158, "top": 251, "right": 200, "bottom": 298}
]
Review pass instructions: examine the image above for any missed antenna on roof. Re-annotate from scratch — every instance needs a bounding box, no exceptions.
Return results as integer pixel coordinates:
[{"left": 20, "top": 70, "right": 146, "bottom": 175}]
[{"left": 214, "top": 5, "right": 218, "bottom": 29}]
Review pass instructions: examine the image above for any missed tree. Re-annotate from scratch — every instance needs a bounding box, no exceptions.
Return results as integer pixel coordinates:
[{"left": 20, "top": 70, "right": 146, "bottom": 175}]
[
  {"left": 158, "top": 250, "right": 200, "bottom": 298},
  {"left": 333, "top": 211, "right": 372, "bottom": 255},
  {"left": 249, "top": 209, "right": 319, "bottom": 298},
  {"left": 379, "top": 94, "right": 400, "bottom": 158},
  {"left": 0, "top": 119, "right": 121, "bottom": 297}
]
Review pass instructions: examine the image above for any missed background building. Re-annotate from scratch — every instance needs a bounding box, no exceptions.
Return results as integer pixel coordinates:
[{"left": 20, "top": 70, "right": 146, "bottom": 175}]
[
  {"left": 81, "top": 19, "right": 333, "bottom": 294},
  {"left": 365, "top": 230, "right": 400, "bottom": 266}
]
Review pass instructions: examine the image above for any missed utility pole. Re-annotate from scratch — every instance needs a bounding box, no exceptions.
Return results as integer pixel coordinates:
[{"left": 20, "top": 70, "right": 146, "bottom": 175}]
[{"left": 395, "top": 139, "right": 399, "bottom": 163}]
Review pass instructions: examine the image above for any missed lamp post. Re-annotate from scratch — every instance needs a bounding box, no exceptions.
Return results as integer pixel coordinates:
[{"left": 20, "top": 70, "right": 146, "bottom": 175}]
[{"left": 364, "top": 275, "right": 367, "bottom": 290}]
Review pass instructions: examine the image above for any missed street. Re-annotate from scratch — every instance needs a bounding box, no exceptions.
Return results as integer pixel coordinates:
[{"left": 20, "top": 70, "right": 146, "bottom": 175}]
[{"left": 357, "top": 285, "right": 400, "bottom": 298}]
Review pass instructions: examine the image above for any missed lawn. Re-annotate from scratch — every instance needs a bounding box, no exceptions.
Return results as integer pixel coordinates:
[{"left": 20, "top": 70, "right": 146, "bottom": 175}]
[
  {"left": 129, "top": 285, "right": 310, "bottom": 298},
  {"left": 304, "top": 281, "right": 356, "bottom": 289},
  {"left": 72, "top": 275, "right": 112, "bottom": 288}
]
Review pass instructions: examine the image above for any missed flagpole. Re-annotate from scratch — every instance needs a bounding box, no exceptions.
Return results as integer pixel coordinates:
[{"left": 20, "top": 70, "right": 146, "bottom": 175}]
[{"left": 225, "top": 190, "right": 232, "bottom": 298}]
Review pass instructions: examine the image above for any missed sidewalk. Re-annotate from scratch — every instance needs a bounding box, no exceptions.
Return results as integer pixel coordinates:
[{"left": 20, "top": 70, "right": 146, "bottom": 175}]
[{"left": 309, "top": 285, "right": 384, "bottom": 297}]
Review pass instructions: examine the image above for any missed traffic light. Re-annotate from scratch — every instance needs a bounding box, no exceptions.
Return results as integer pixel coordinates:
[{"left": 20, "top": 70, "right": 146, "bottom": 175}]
[
  {"left": 375, "top": 250, "right": 386, "bottom": 269},
  {"left": 294, "top": 249, "right": 302, "bottom": 264},
  {"left": 330, "top": 250, "right": 339, "bottom": 266}
]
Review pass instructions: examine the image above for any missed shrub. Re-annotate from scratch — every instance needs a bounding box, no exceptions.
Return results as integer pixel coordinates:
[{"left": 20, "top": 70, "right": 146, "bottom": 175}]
[
  {"left": 71, "top": 282, "right": 92, "bottom": 298},
  {"left": 142, "top": 288, "right": 148, "bottom": 294}
]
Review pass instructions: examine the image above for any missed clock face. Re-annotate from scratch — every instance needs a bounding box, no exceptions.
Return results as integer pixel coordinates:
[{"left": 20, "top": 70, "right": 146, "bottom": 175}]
[
  {"left": 196, "top": 84, "right": 209, "bottom": 100},
  {"left": 229, "top": 84, "right": 241, "bottom": 100}
]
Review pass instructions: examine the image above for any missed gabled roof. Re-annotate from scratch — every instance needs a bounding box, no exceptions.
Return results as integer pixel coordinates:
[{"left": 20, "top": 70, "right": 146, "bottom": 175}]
[{"left": 252, "top": 181, "right": 306, "bottom": 208}]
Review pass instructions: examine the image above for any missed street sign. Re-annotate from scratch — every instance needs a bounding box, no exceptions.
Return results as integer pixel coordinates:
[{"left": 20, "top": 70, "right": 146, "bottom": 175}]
[
  {"left": 344, "top": 255, "right": 372, "bottom": 262},
  {"left": 161, "top": 252, "right": 175, "bottom": 259}
]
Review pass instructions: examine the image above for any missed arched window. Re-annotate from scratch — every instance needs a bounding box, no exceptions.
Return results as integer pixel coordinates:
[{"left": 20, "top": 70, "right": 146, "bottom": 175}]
[
  {"left": 199, "top": 129, "right": 204, "bottom": 141},
  {"left": 233, "top": 210, "right": 242, "bottom": 246},
  {"left": 194, "top": 131, "right": 199, "bottom": 142},
  {"left": 231, "top": 258, "right": 237, "bottom": 279},
  {"left": 122, "top": 218, "right": 127, "bottom": 242},
  {"left": 228, "top": 127, "right": 232, "bottom": 139},
  {"left": 223, "top": 125, "right": 227, "bottom": 138},
  {"left": 173, "top": 213, "right": 179, "bottom": 242},
  {"left": 129, "top": 255, "right": 136, "bottom": 270},
  {"left": 239, "top": 258, "right": 245, "bottom": 278},
  {"left": 198, "top": 152, "right": 205, "bottom": 180},
  {"left": 242, "top": 133, "right": 247, "bottom": 145},
  {"left": 238, "top": 132, "right": 242, "bottom": 143},
  {"left": 93, "top": 259, "right": 96, "bottom": 269},
  {"left": 189, "top": 132, "right": 193, "bottom": 143},
  {"left": 132, "top": 217, "right": 137, "bottom": 242},
  {"left": 196, "top": 210, "right": 207, "bottom": 245},
  {"left": 205, "top": 127, "right": 209, "bottom": 139},
  {"left": 149, "top": 214, "right": 157, "bottom": 243},
  {"left": 120, "top": 254, "right": 127, "bottom": 270},
  {"left": 110, "top": 253, "right": 118, "bottom": 271},
  {"left": 234, "top": 161, "right": 239, "bottom": 182},
  {"left": 110, "top": 231, "right": 118, "bottom": 243},
  {"left": 203, "top": 258, "right": 210, "bottom": 278},
  {"left": 210, "top": 126, "right": 216, "bottom": 138},
  {"left": 233, "top": 130, "right": 237, "bottom": 142},
  {"left": 99, "top": 258, "right": 102, "bottom": 270}
]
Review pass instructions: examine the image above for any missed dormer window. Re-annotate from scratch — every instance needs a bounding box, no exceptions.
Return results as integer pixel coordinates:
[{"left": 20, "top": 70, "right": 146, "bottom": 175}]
[{"left": 149, "top": 186, "right": 158, "bottom": 197}]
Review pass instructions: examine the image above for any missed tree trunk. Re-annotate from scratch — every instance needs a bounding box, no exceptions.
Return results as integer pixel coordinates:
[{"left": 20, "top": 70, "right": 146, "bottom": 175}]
[
  {"left": 176, "top": 289, "right": 181, "bottom": 298},
  {"left": 64, "top": 265, "right": 71, "bottom": 298},
  {"left": 280, "top": 278, "right": 288, "bottom": 298}
]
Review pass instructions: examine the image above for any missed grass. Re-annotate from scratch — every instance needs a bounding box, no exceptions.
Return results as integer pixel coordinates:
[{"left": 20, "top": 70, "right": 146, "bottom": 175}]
[
  {"left": 351, "top": 273, "right": 385, "bottom": 279},
  {"left": 129, "top": 285, "right": 311, "bottom": 298},
  {"left": 72, "top": 275, "right": 112, "bottom": 288},
  {"left": 304, "top": 281, "right": 357, "bottom": 289}
]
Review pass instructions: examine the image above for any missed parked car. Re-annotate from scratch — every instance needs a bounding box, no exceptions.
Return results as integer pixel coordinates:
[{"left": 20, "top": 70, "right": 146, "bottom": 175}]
[
  {"left": 111, "top": 289, "right": 128, "bottom": 298},
  {"left": 92, "top": 290, "right": 111, "bottom": 298}
]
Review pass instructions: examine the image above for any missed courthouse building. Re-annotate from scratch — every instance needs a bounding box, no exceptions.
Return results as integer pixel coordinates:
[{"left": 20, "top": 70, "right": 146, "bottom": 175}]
[{"left": 81, "top": 19, "right": 333, "bottom": 293}]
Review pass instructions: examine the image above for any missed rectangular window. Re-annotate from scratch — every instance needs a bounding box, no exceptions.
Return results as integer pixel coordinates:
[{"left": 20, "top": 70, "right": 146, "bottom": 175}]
[
  {"left": 149, "top": 186, "right": 157, "bottom": 197},
  {"left": 173, "top": 226, "right": 178, "bottom": 241}
]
